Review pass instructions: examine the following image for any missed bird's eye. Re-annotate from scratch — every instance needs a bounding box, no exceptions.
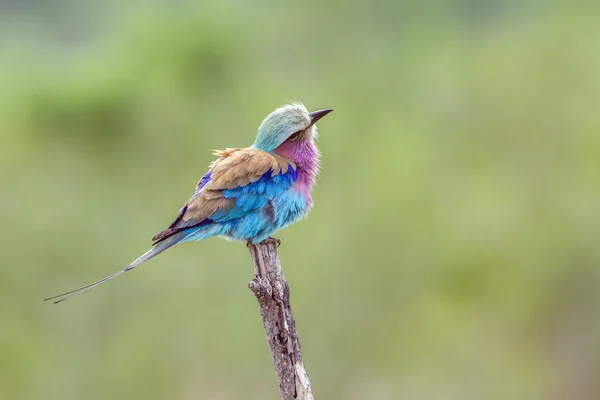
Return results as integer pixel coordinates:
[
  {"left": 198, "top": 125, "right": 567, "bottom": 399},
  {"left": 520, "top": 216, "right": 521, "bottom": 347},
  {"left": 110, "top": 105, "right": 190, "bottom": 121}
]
[{"left": 287, "top": 130, "right": 303, "bottom": 142}]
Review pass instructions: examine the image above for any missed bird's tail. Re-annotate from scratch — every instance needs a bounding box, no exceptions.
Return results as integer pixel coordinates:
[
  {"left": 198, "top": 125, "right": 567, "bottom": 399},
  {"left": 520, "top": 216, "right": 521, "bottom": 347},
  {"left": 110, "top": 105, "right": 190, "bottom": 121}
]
[{"left": 44, "top": 232, "right": 186, "bottom": 304}]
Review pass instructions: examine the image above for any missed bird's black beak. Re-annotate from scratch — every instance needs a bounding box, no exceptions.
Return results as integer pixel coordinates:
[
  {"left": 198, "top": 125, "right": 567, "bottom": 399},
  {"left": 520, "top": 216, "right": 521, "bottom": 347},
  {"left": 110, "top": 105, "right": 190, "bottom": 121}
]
[{"left": 309, "top": 109, "right": 333, "bottom": 127}]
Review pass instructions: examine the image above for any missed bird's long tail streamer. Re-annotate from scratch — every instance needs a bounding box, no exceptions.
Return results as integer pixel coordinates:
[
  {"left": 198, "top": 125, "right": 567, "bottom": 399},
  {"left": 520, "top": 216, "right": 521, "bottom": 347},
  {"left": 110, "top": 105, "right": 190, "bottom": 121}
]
[{"left": 44, "top": 233, "right": 185, "bottom": 304}]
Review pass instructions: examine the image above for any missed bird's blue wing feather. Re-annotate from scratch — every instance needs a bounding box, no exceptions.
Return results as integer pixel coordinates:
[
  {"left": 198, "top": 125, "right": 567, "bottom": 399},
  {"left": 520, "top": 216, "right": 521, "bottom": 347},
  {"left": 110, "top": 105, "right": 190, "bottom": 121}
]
[{"left": 210, "top": 167, "right": 297, "bottom": 222}]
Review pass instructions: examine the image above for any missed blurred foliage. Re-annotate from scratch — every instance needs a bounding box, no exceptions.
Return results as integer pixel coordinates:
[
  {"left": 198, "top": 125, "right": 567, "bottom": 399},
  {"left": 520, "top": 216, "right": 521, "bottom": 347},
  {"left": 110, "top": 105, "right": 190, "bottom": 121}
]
[{"left": 1, "top": 1, "right": 599, "bottom": 399}]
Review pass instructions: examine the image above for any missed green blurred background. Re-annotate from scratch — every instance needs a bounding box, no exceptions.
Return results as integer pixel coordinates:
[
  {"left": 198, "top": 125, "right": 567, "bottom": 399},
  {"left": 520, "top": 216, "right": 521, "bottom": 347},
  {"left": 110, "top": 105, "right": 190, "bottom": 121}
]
[{"left": 1, "top": 1, "right": 599, "bottom": 399}]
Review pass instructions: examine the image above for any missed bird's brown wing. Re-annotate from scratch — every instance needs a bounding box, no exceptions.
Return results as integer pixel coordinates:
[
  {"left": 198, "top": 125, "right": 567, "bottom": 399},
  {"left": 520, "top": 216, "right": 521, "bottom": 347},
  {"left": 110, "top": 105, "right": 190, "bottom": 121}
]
[{"left": 151, "top": 147, "right": 294, "bottom": 244}]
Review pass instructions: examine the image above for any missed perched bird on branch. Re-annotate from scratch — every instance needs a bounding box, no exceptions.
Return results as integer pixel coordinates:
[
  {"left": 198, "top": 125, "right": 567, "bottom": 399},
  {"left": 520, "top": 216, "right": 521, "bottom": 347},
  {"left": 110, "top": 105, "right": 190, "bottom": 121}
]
[{"left": 45, "top": 103, "right": 332, "bottom": 303}]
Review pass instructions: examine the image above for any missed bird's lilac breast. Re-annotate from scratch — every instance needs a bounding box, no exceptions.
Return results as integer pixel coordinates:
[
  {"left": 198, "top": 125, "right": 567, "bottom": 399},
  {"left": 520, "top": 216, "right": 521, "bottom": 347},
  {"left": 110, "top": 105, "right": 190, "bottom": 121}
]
[
  {"left": 292, "top": 180, "right": 313, "bottom": 209},
  {"left": 274, "top": 140, "right": 320, "bottom": 209}
]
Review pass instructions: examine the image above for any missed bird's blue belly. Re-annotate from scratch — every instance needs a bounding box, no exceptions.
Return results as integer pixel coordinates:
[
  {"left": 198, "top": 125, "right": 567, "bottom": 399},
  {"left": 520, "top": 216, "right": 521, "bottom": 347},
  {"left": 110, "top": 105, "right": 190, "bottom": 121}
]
[{"left": 226, "top": 189, "right": 307, "bottom": 243}]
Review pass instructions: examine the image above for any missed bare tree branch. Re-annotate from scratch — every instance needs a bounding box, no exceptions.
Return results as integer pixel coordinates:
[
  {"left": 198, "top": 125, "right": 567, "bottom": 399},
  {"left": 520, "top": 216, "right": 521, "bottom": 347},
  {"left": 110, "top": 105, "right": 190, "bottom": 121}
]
[{"left": 247, "top": 238, "right": 314, "bottom": 400}]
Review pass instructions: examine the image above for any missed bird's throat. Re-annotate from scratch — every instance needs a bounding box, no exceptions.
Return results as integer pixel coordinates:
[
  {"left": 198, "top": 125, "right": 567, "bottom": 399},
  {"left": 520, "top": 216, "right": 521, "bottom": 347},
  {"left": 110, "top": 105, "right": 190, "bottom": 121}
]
[{"left": 275, "top": 140, "right": 320, "bottom": 202}]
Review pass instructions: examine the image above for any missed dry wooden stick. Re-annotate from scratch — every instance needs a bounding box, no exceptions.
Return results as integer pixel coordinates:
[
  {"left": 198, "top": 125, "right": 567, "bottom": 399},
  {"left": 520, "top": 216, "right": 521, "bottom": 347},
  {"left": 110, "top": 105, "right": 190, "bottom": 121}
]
[{"left": 247, "top": 238, "right": 314, "bottom": 400}]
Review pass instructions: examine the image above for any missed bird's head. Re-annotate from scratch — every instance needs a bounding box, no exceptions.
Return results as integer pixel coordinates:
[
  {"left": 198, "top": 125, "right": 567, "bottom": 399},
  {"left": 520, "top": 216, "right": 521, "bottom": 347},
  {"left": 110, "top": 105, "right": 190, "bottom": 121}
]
[{"left": 253, "top": 103, "right": 333, "bottom": 152}]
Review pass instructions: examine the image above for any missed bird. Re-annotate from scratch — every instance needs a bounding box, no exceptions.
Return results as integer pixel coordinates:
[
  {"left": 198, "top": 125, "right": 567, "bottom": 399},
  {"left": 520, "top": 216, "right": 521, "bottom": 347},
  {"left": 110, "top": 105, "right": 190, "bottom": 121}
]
[{"left": 45, "top": 103, "right": 332, "bottom": 304}]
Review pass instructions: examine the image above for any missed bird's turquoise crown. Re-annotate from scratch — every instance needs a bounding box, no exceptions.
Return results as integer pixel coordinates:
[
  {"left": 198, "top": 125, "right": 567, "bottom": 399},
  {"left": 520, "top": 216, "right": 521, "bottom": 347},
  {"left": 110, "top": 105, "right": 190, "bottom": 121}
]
[{"left": 253, "top": 102, "right": 313, "bottom": 152}]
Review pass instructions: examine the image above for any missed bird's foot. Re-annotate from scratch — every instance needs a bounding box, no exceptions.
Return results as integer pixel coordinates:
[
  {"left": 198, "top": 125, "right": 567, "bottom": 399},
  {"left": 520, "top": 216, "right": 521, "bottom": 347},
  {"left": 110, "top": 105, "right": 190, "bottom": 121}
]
[
  {"left": 246, "top": 237, "right": 281, "bottom": 247},
  {"left": 266, "top": 237, "right": 281, "bottom": 247}
]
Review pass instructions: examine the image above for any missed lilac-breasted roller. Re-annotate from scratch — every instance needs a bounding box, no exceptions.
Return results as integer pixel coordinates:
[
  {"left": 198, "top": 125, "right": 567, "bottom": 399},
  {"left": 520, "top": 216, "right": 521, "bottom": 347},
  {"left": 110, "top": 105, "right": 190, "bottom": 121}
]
[{"left": 45, "top": 103, "right": 332, "bottom": 303}]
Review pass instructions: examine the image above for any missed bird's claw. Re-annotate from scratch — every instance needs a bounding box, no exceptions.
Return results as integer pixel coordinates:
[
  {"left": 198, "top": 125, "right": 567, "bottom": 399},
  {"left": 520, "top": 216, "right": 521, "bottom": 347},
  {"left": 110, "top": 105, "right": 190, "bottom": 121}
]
[
  {"left": 247, "top": 237, "right": 280, "bottom": 247},
  {"left": 267, "top": 237, "right": 281, "bottom": 247}
]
